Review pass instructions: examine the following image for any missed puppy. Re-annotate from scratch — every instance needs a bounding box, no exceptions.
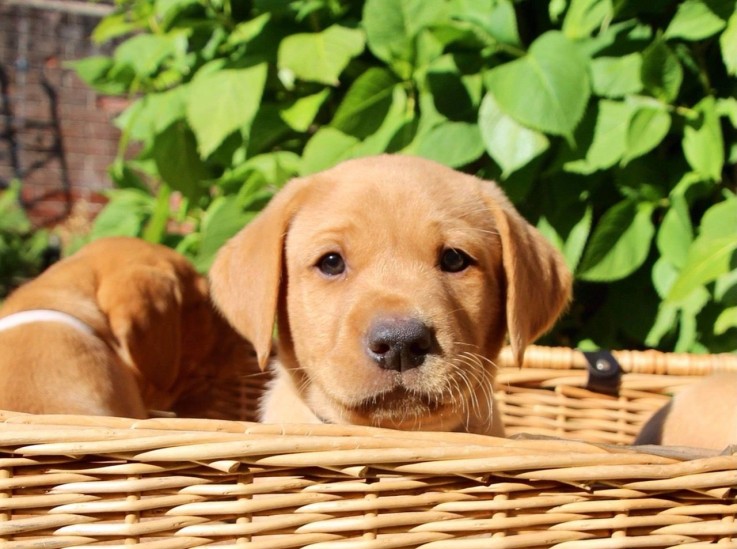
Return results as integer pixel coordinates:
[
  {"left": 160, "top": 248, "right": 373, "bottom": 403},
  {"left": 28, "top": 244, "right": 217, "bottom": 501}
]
[
  {"left": 0, "top": 237, "right": 251, "bottom": 418},
  {"left": 635, "top": 374, "right": 737, "bottom": 450},
  {"left": 210, "top": 155, "right": 571, "bottom": 435}
]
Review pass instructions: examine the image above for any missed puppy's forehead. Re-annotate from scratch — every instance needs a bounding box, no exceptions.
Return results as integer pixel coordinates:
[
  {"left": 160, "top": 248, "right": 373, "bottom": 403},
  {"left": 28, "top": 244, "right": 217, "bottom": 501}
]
[{"left": 293, "top": 157, "right": 493, "bottom": 229}]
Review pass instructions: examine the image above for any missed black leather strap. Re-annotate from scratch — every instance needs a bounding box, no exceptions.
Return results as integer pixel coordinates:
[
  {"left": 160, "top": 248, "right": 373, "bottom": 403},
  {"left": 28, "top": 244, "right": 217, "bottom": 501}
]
[{"left": 582, "top": 350, "right": 622, "bottom": 396}]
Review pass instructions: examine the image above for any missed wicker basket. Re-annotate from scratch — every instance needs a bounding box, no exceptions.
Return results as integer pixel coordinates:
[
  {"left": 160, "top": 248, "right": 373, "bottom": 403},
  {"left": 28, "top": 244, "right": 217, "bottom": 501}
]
[{"left": 2, "top": 346, "right": 737, "bottom": 548}]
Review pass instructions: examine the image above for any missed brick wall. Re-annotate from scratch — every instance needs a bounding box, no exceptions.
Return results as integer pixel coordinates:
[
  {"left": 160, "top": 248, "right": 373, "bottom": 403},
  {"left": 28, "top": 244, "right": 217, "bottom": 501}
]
[{"left": 0, "top": 0, "right": 120, "bottom": 226}]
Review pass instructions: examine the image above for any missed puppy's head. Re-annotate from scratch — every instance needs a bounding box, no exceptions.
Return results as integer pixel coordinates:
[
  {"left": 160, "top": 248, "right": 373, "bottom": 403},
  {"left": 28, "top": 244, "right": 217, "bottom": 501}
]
[{"left": 211, "top": 155, "right": 571, "bottom": 430}]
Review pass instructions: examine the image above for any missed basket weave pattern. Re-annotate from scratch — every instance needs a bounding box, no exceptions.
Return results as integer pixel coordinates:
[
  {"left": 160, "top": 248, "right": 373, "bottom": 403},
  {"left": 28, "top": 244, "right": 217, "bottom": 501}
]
[
  {"left": 1, "top": 346, "right": 736, "bottom": 548},
  {"left": 496, "top": 346, "right": 737, "bottom": 445}
]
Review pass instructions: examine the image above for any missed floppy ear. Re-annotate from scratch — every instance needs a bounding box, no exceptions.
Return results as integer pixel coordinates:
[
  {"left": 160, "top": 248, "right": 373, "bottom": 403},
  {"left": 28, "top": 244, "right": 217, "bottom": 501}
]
[
  {"left": 209, "top": 178, "right": 308, "bottom": 369},
  {"left": 97, "top": 266, "right": 183, "bottom": 392},
  {"left": 484, "top": 186, "right": 572, "bottom": 367}
]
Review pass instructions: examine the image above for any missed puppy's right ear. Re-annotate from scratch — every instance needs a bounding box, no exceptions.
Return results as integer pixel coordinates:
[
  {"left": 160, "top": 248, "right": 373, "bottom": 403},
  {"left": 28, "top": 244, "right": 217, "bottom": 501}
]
[
  {"left": 482, "top": 184, "right": 572, "bottom": 368},
  {"left": 209, "top": 178, "right": 307, "bottom": 370}
]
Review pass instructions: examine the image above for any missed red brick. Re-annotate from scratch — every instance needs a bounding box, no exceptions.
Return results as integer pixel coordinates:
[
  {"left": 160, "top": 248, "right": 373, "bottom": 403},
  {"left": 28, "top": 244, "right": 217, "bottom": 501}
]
[{"left": 1, "top": 4, "right": 118, "bottom": 227}]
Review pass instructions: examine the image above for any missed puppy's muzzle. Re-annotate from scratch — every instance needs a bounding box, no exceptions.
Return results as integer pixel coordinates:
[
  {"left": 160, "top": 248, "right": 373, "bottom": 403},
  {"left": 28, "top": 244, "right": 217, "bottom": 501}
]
[{"left": 366, "top": 317, "right": 435, "bottom": 373}]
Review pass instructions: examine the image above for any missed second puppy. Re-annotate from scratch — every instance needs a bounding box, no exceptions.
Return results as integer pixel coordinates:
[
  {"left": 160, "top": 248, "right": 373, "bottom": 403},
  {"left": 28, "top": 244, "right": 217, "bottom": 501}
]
[
  {"left": 211, "top": 155, "right": 572, "bottom": 435},
  {"left": 0, "top": 237, "right": 252, "bottom": 418},
  {"left": 635, "top": 374, "right": 737, "bottom": 450}
]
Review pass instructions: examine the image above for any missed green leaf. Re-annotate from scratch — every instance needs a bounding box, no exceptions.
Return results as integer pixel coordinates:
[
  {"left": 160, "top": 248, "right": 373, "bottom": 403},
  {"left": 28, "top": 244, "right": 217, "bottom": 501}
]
[
  {"left": 715, "top": 268, "right": 737, "bottom": 302},
  {"left": 721, "top": 11, "right": 737, "bottom": 76},
  {"left": 623, "top": 107, "right": 671, "bottom": 164},
  {"left": 578, "top": 200, "right": 656, "bottom": 281},
  {"left": 67, "top": 56, "right": 111, "bottom": 85},
  {"left": 449, "top": 0, "right": 521, "bottom": 47},
  {"left": 645, "top": 300, "right": 679, "bottom": 346},
  {"left": 280, "top": 90, "right": 330, "bottom": 133},
  {"left": 331, "top": 68, "right": 399, "bottom": 138},
  {"left": 151, "top": 122, "right": 209, "bottom": 199},
  {"left": 226, "top": 13, "right": 271, "bottom": 47},
  {"left": 700, "top": 196, "right": 737, "bottom": 240},
  {"left": 562, "top": 0, "right": 613, "bottom": 39},
  {"left": 0, "top": 182, "right": 31, "bottom": 233},
  {"left": 478, "top": 93, "right": 549, "bottom": 177},
  {"left": 91, "top": 189, "right": 154, "bottom": 239},
  {"left": 674, "top": 286, "right": 710, "bottom": 352},
  {"left": 717, "top": 97, "right": 737, "bottom": 128},
  {"left": 185, "top": 63, "right": 268, "bottom": 158},
  {"left": 196, "top": 197, "right": 257, "bottom": 272},
  {"left": 683, "top": 96, "right": 725, "bottom": 181},
  {"left": 413, "top": 122, "right": 485, "bottom": 168},
  {"left": 301, "top": 128, "right": 360, "bottom": 175},
  {"left": 715, "top": 307, "right": 737, "bottom": 335},
  {"left": 363, "top": 0, "right": 448, "bottom": 69},
  {"left": 155, "top": 0, "right": 200, "bottom": 23},
  {"left": 564, "top": 100, "right": 634, "bottom": 174},
  {"left": 656, "top": 195, "right": 693, "bottom": 269},
  {"left": 92, "top": 12, "right": 140, "bottom": 44},
  {"left": 246, "top": 105, "right": 290, "bottom": 157},
  {"left": 641, "top": 39, "right": 682, "bottom": 102},
  {"left": 220, "top": 151, "right": 300, "bottom": 193},
  {"left": 278, "top": 25, "right": 365, "bottom": 86},
  {"left": 353, "top": 85, "right": 413, "bottom": 156},
  {"left": 113, "top": 32, "right": 187, "bottom": 78},
  {"left": 563, "top": 205, "right": 593, "bottom": 272},
  {"left": 667, "top": 234, "right": 737, "bottom": 303},
  {"left": 537, "top": 204, "right": 593, "bottom": 271},
  {"left": 665, "top": 0, "right": 726, "bottom": 41},
  {"left": 414, "top": 27, "right": 445, "bottom": 70},
  {"left": 668, "top": 234, "right": 737, "bottom": 307},
  {"left": 67, "top": 56, "right": 129, "bottom": 95},
  {"left": 142, "top": 184, "right": 172, "bottom": 244},
  {"left": 426, "top": 55, "right": 481, "bottom": 121},
  {"left": 652, "top": 256, "right": 680, "bottom": 299},
  {"left": 485, "top": 31, "right": 591, "bottom": 140},
  {"left": 590, "top": 54, "right": 643, "bottom": 98},
  {"left": 116, "top": 86, "right": 188, "bottom": 142}
]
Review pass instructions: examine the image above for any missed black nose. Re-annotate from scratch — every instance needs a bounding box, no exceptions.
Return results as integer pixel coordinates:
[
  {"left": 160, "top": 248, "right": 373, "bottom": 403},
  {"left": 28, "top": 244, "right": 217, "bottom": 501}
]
[{"left": 366, "top": 317, "right": 434, "bottom": 372}]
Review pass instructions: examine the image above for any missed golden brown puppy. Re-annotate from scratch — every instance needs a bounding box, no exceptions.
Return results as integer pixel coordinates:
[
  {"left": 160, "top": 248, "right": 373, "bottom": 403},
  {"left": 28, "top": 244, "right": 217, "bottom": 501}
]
[
  {"left": 0, "top": 237, "right": 251, "bottom": 418},
  {"left": 211, "top": 155, "right": 571, "bottom": 435},
  {"left": 635, "top": 374, "right": 737, "bottom": 450}
]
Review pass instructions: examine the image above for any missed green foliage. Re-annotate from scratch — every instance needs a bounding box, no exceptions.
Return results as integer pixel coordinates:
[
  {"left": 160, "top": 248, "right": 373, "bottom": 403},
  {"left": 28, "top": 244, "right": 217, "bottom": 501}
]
[
  {"left": 76, "top": 0, "right": 737, "bottom": 353},
  {"left": 0, "top": 183, "right": 51, "bottom": 299}
]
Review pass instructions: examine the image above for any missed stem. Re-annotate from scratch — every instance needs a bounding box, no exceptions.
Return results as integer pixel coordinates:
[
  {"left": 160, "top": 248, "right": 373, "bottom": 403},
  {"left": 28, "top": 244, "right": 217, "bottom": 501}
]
[
  {"left": 142, "top": 183, "right": 172, "bottom": 243},
  {"left": 496, "top": 42, "right": 527, "bottom": 58}
]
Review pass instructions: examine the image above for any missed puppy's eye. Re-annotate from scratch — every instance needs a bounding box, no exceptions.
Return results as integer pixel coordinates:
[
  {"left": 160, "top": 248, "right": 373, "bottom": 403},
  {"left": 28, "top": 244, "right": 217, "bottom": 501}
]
[
  {"left": 316, "top": 252, "right": 346, "bottom": 276},
  {"left": 440, "top": 248, "right": 473, "bottom": 273}
]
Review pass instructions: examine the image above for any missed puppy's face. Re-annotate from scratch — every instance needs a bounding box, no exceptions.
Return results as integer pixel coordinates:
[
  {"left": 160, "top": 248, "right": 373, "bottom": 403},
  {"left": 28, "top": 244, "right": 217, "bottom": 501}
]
[
  {"left": 281, "top": 167, "right": 504, "bottom": 429},
  {"left": 211, "top": 155, "right": 571, "bottom": 432}
]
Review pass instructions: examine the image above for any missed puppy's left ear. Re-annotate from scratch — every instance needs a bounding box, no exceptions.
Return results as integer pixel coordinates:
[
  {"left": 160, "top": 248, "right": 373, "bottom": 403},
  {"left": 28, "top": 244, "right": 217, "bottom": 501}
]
[
  {"left": 483, "top": 185, "right": 572, "bottom": 367},
  {"left": 209, "top": 178, "right": 309, "bottom": 370}
]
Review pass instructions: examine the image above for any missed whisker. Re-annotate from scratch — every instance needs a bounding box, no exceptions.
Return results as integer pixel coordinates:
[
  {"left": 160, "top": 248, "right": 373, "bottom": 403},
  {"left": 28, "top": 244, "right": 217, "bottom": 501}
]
[{"left": 452, "top": 348, "right": 499, "bottom": 432}]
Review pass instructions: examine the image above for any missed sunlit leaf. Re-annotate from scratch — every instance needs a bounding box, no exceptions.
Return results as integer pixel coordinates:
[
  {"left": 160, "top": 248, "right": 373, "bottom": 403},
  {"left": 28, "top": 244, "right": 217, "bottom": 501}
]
[
  {"left": 624, "top": 107, "right": 671, "bottom": 164},
  {"left": 414, "top": 122, "right": 485, "bottom": 167},
  {"left": 478, "top": 93, "right": 549, "bottom": 176},
  {"left": 683, "top": 97, "right": 725, "bottom": 181},
  {"left": 578, "top": 200, "right": 655, "bottom": 281},
  {"left": 186, "top": 63, "right": 268, "bottom": 158},
  {"left": 665, "top": 0, "right": 726, "bottom": 41},
  {"left": 278, "top": 25, "right": 365, "bottom": 86},
  {"left": 485, "top": 31, "right": 590, "bottom": 140}
]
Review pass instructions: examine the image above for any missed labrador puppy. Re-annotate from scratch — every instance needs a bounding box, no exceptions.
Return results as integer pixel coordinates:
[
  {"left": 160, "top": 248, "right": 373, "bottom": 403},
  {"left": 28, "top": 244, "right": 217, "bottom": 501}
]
[
  {"left": 210, "top": 155, "right": 572, "bottom": 435},
  {"left": 635, "top": 374, "right": 737, "bottom": 450},
  {"left": 0, "top": 237, "right": 252, "bottom": 418}
]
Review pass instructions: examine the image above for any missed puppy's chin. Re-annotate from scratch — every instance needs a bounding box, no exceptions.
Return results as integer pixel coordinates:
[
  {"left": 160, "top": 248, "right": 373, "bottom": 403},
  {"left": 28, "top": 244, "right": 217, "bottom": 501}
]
[
  {"left": 315, "top": 377, "right": 491, "bottom": 432},
  {"left": 348, "top": 389, "right": 466, "bottom": 431}
]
